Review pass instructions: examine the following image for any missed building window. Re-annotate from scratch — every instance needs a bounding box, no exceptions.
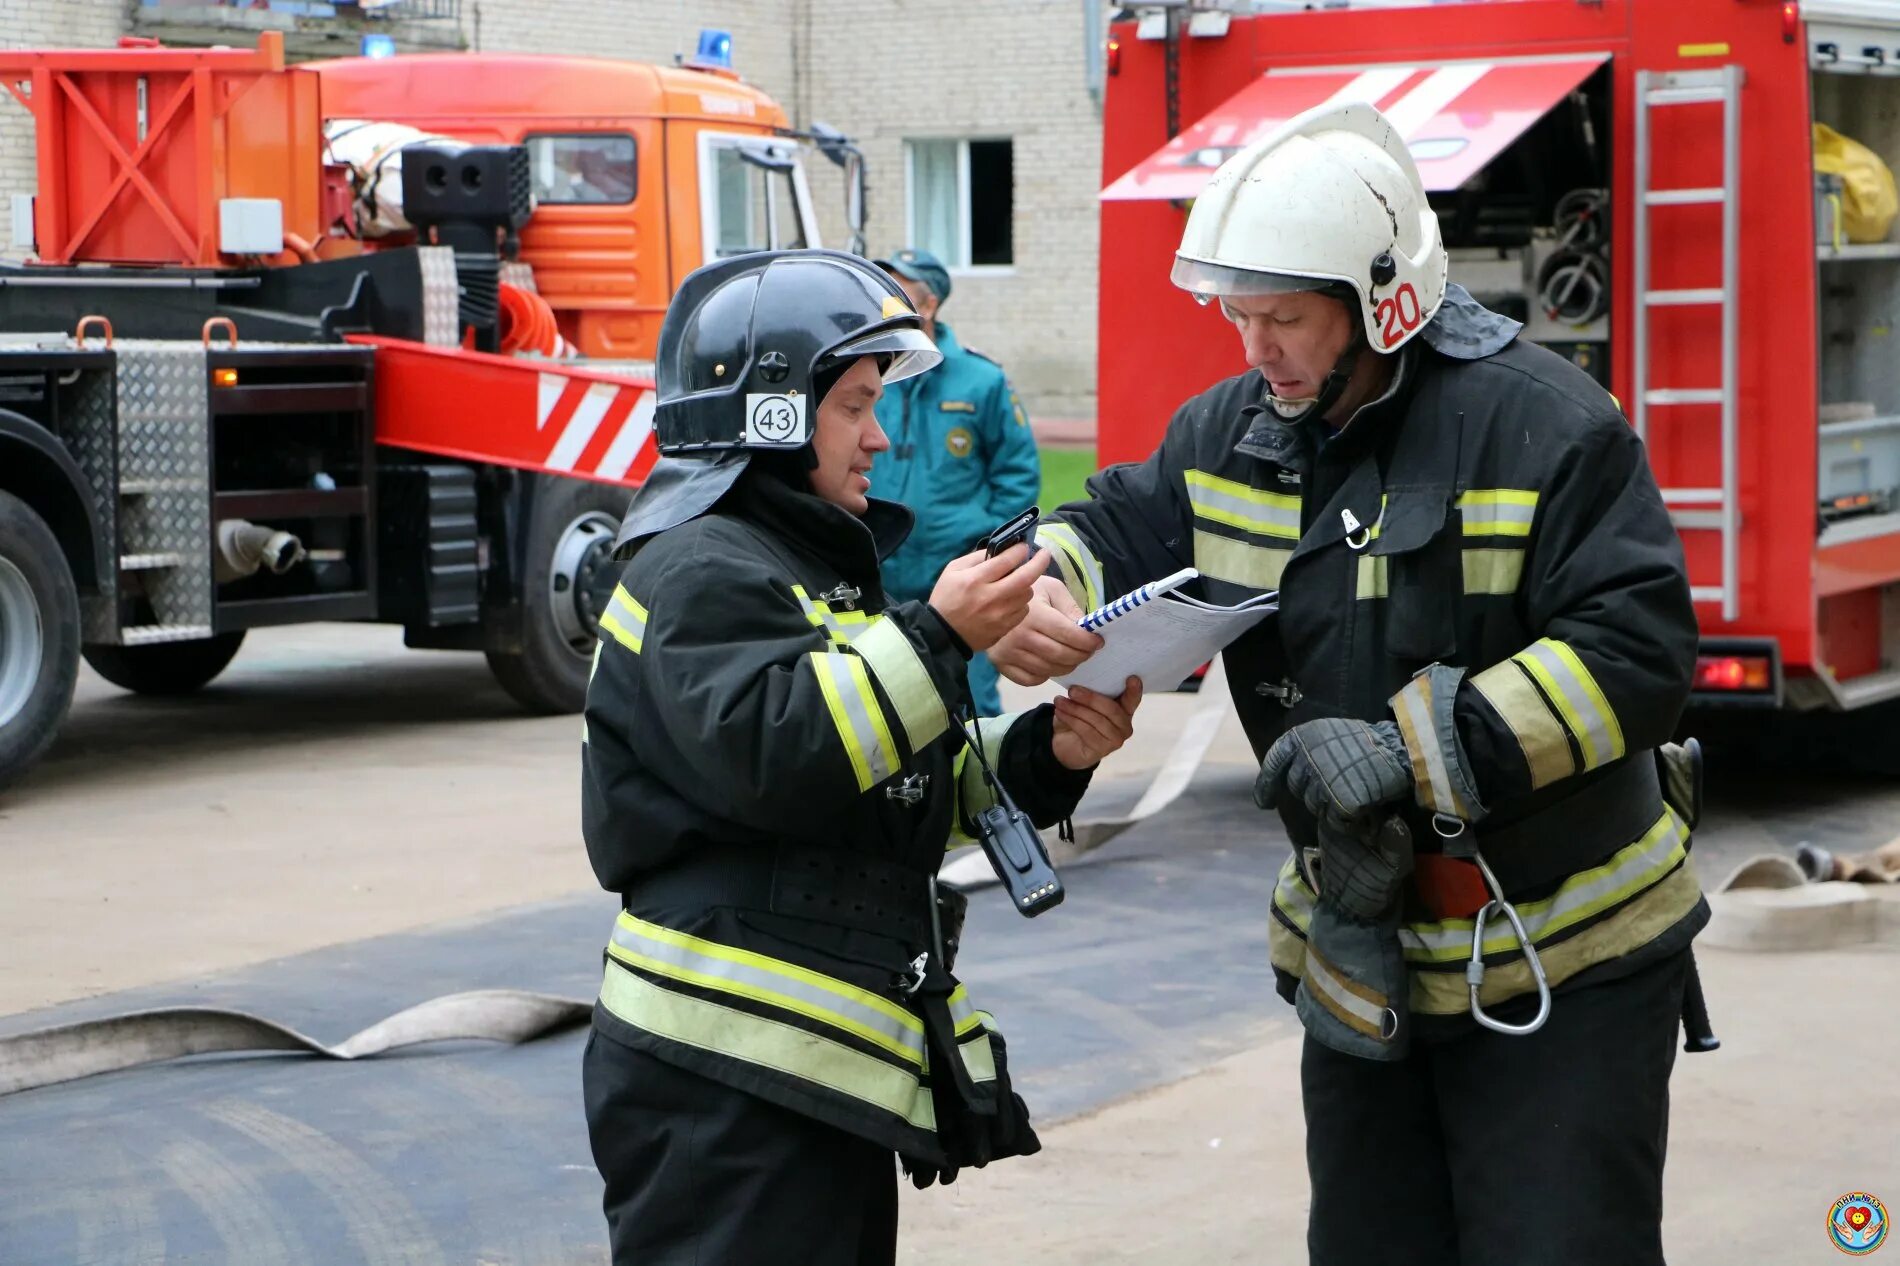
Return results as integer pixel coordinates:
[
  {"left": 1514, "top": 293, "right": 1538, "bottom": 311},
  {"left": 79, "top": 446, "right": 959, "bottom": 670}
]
[{"left": 905, "top": 138, "right": 1013, "bottom": 270}]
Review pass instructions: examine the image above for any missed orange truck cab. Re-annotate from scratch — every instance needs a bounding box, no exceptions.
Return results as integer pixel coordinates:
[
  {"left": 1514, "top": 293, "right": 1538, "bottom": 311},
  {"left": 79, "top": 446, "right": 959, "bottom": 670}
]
[{"left": 313, "top": 52, "right": 836, "bottom": 362}]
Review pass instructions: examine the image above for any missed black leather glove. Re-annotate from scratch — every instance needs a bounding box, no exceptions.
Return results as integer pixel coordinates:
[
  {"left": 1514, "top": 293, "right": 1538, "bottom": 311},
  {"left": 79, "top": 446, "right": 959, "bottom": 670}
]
[
  {"left": 1255, "top": 717, "right": 1413, "bottom": 826},
  {"left": 901, "top": 1154, "right": 959, "bottom": 1190}
]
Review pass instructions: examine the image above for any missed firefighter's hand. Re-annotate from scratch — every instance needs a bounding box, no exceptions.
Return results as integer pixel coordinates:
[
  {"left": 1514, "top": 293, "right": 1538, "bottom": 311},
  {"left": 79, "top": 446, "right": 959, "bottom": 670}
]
[
  {"left": 988, "top": 576, "right": 1103, "bottom": 686},
  {"left": 928, "top": 544, "right": 1053, "bottom": 653},
  {"left": 1051, "top": 678, "right": 1143, "bottom": 770}
]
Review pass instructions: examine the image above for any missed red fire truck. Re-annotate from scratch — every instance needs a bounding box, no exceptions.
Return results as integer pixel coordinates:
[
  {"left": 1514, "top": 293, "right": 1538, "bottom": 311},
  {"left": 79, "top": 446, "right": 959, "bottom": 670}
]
[
  {"left": 1098, "top": 0, "right": 1900, "bottom": 728},
  {"left": 0, "top": 32, "right": 857, "bottom": 788}
]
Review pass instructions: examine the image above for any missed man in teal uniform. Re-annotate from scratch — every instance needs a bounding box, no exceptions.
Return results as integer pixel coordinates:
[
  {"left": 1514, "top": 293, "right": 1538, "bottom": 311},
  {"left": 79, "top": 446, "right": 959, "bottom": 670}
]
[{"left": 871, "top": 248, "right": 1042, "bottom": 716}]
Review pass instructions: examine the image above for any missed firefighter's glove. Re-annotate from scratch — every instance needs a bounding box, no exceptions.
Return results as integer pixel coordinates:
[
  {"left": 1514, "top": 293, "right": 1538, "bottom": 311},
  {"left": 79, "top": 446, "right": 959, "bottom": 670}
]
[
  {"left": 1311, "top": 813, "right": 1416, "bottom": 923},
  {"left": 1255, "top": 717, "right": 1413, "bottom": 828}
]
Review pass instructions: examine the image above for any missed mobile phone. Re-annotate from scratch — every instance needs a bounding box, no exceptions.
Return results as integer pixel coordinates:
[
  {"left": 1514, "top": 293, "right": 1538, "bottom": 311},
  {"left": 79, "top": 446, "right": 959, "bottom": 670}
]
[{"left": 983, "top": 506, "right": 1040, "bottom": 559}]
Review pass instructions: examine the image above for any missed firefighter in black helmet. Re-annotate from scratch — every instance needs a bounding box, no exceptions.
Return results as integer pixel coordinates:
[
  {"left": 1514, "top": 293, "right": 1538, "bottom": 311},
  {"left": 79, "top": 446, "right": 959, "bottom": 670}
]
[{"left": 579, "top": 249, "right": 1143, "bottom": 1265}]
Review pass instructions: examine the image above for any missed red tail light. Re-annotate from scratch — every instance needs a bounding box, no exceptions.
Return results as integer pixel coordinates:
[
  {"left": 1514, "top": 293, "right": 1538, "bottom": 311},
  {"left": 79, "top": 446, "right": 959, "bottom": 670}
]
[
  {"left": 1784, "top": 1, "right": 1799, "bottom": 44},
  {"left": 1107, "top": 37, "right": 1122, "bottom": 77},
  {"left": 1694, "top": 655, "right": 1772, "bottom": 692}
]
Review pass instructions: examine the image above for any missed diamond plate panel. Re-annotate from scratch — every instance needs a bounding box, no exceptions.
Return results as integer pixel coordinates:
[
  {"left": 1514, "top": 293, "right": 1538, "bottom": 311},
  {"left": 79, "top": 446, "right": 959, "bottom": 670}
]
[
  {"left": 420, "top": 246, "right": 460, "bottom": 347},
  {"left": 113, "top": 343, "right": 211, "bottom": 633},
  {"left": 499, "top": 260, "right": 538, "bottom": 294},
  {"left": 61, "top": 365, "right": 123, "bottom": 642}
]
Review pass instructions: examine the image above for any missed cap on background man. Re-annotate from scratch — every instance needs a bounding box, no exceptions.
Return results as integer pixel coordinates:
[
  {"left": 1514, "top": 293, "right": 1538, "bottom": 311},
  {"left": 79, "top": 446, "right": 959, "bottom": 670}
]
[{"left": 868, "top": 247, "right": 1041, "bottom": 717}]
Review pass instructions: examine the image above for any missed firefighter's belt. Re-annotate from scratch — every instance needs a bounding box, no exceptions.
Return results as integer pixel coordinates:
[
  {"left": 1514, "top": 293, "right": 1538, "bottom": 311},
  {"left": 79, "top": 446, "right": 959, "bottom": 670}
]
[
  {"left": 625, "top": 843, "right": 967, "bottom": 967},
  {"left": 1412, "top": 756, "right": 1665, "bottom": 920}
]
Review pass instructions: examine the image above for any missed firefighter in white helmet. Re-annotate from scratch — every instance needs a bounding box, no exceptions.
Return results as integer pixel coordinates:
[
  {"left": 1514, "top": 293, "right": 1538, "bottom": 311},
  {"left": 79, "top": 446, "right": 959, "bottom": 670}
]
[{"left": 990, "top": 103, "right": 1708, "bottom": 1265}]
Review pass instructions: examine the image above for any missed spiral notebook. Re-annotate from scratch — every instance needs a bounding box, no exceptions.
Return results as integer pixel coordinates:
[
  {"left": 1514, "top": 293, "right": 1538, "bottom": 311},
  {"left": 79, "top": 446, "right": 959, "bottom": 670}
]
[{"left": 1059, "top": 567, "right": 1279, "bottom": 695}]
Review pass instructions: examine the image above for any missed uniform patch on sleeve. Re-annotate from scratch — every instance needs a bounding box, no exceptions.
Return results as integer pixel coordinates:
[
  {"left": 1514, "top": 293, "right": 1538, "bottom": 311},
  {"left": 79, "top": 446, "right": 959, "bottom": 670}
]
[
  {"left": 945, "top": 426, "right": 975, "bottom": 458},
  {"left": 1010, "top": 389, "right": 1028, "bottom": 428}
]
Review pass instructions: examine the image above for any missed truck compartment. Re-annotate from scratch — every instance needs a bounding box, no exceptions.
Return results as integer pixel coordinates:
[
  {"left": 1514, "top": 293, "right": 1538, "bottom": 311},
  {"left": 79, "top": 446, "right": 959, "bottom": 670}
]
[{"left": 1813, "top": 70, "right": 1900, "bottom": 527}]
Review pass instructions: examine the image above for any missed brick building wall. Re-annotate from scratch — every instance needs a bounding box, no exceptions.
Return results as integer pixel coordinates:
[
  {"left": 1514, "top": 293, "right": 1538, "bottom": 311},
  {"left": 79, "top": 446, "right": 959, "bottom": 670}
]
[
  {"left": 798, "top": 0, "right": 1104, "bottom": 418},
  {"left": 1, "top": 0, "right": 1106, "bottom": 415},
  {"left": 0, "top": 0, "right": 130, "bottom": 257}
]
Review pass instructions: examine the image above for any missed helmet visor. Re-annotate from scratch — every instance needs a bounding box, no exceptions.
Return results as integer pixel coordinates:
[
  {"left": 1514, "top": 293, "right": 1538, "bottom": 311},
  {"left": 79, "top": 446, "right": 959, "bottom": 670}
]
[
  {"left": 821, "top": 326, "right": 943, "bottom": 384},
  {"left": 1170, "top": 254, "right": 1342, "bottom": 299}
]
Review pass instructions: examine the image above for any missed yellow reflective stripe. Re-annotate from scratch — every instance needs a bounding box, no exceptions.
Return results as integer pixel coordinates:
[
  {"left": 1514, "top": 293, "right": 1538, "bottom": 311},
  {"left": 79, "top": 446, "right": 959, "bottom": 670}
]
[
  {"left": 852, "top": 617, "right": 950, "bottom": 754},
  {"left": 1414, "top": 863, "right": 1701, "bottom": 1015},
  {"left": 1391, "top": 670, "right": 1470, "bottom": 819},
  {"left": 1301, "top": 943, "right": 1392, "bottom": 1040},
  {"left": 959, "top": 1029, "right": 998, "bottom": 1083},
  {"left": 1184, "top": 469, "right": 1302, "bottom": 539},
  {"left": 947, "top": 984, "right": 982, "bottom": 1037},
  {"left": 1271, "top": 853, "right": 1316, "bottom": 937},
  {"left": 1035, "top": 522, "right": 1104, "bottom": 612},
  {"left": 809, "top": 651, "right": 899, "bottom": 790},
  {"left": 1356, "top": 553, "right": 1388, "bottom": 600},
  {"left": 600, "top": 584, "right": 647, "bottom": 654},
  {"left": 952, "top": 713, "right": 1015, "bottom": 844},
  {"left": 1462, "top": 548, "right": 1524, "bottom": 595},
  {"left": 1398, "top": 810, "right": 1688, "bottom": 961},
  {"left": 1267, "top": 819, "right": 1702, "bottom": 1013},
  {"left": 1457, "top": 489, "right": 1538, "bottom": 537},
  {"left": 613, "top": 912, "right": 924, "bottom": 1046},
  {"left": 1470, "top": 657, "right": 1575, "bottom": 790},
  {"left": 790, "top": 585, "right": 874, "bottom": 646},
  {"left": 1514, "top": 638, "right": 1626, "bottom": 770},
  {"left": 598, "top": 962, "right": 936, "bottom": 1131},
  {"left": 1192, "top": 528, "right": 1288, "bottom": 590}
]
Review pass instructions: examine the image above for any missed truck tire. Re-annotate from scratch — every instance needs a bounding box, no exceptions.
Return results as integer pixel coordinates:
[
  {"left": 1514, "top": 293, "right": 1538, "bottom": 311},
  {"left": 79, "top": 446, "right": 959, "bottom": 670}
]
[
  {"left": 82, "top": 633, "right": 246, "bottom": 697},
  {"left": 486, "top": 475, "right": 627, "bottom": 714},
  {"left": 0, "top": 490, "right": 81, "bottom": 791}
]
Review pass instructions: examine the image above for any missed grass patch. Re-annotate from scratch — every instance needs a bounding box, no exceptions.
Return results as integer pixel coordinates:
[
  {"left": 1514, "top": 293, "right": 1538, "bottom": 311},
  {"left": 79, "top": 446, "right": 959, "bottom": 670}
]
[{"left": 1038, "top": 447, "right": 1097, "bottom": 511}]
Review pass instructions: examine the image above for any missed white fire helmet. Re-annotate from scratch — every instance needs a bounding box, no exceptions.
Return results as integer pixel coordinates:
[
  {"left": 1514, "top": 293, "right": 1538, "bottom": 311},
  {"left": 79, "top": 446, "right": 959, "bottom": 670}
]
[{"left": 1172, "top": 101, "right": 1449, "bottom": 359}]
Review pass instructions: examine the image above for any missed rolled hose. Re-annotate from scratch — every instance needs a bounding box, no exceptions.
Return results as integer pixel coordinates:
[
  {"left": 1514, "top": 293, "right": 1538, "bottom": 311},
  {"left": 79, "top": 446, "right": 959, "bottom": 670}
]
[
  {"left": 0, "top": 990, "right": 591, "bottom": 1097},
  {"left": 497, "top": 283, "right": 570, "bottom": 357}
]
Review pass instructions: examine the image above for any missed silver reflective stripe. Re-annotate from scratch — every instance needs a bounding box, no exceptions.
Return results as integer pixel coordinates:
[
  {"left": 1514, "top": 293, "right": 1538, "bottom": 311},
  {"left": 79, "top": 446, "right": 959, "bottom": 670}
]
[
  {"left": 809, "top": 650, "right": 900, "bottom": 790},
  {"left": 601, "top": 584, "right": 647, "bottom": 654},
  {"left": 1184, "top": 469, "right": 1302, "bottom": 539},
  {"left": 1392, "top": 672, "right": 1466, "bottom": 819},
  {"left": 1301, "top": 946, "right": 1391, "bottom": 1037},
  {"left": 1192, "top": 528, "right": 1289, "bottom": 590},
  {"left": 1516, "top": 639, "right": 1625, "bottom": 769},
  {"left": 853, "top": 618, "right": 949, "bottom": 754},
  {"left": 946, "top": 985, "right": 981, "bottom": 1036},
  {"left": 597, "top": 962, "right": 937, "bottom": 1131},
  {"left": 1398, "top": 811, "right": 1687, "bottom": 960},
  {"left": 791, "top": 585, "right": 869, "bottom": 646},
  {"left": 1035, "top": 522, "right": 1105, "bottom": 611},
  {"left": 1458, "top": 491, "right": 1538, "bottom": 537},
  {"left": 611, "top": 915, "right": 925, "bottom": 1064}
]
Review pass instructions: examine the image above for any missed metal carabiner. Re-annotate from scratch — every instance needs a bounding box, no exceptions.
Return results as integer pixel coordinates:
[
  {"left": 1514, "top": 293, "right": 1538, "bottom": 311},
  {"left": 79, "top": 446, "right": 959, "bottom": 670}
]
[
  {"left": 1341, "top": 507, "right": 1373, "bottom": 552},
  {"left": 1464, "top": 849, "right": 1552, "bottom": 1037}
]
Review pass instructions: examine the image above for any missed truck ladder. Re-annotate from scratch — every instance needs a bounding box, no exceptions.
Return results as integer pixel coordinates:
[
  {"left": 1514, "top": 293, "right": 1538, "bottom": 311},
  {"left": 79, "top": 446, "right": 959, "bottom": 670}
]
[{"left": 1633, "top": 65, "right": 1744, "bottom": 623}]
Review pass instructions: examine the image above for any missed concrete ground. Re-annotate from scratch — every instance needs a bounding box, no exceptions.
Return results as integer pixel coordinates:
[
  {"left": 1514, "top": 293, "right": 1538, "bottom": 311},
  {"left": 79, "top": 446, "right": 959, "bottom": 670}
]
[{"left": 2, "top": 625, "right": 1896, "bottom": 1263}]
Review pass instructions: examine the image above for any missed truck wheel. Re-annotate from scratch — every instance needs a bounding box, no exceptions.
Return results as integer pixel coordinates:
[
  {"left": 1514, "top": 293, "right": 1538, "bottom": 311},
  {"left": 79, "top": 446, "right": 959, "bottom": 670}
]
[
  {"left": 82, "top": 633, "right": 246, "bottom": 696},
  {"left": 486, "top": 476, "right": 627, "bottom": 714},
  {"left": 0, "top": 490, "right": 81, "bottom": 791}
]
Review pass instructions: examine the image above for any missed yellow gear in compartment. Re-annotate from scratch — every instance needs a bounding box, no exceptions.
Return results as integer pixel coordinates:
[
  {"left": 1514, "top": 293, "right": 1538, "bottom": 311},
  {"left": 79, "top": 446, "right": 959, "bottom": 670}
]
[
  {"left": 945, "top": 426, "right": 975, "bottom": 458},
  {"left": 1815, "top": 123, "right": 1899, "bottom": 243}
]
